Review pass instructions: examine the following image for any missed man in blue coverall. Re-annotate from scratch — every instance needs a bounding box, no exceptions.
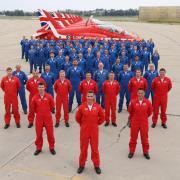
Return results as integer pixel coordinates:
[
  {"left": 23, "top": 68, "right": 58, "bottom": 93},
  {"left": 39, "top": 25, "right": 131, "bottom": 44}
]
[
  {"left": 143, "top": 63, "right": 158, "bottom": 101},
  {"left": 93, "top": 62, "right": 108, "bottom": 108},
  {"left": 13, "top": 64, "right": 28, "bottom": 114},
  {"left": 141, "top": 47, "right": 150, "bottom": 73},
  {"left": 118, "top": 64, "right": 134, "bottom": 113},
  {"left": 41, "top": 64, "right": 55, "bottom": 97},
  {"left": 67, "top": 59, "right": 84, "bottom": 112},
  {"left": 112, "top": 58, "right": 123, "bottom": 81},
  {"left": 131, "top": 55, "right": 143, "bottom": 73},
  {"left": 46, "top": 51, "right": 58, "bottom": 79},
  {"left": 28, "top": 45, "right": 36, "bottom": 73},
  {"left": 20, "top": 36, "right": 26, "bottom": 59}
]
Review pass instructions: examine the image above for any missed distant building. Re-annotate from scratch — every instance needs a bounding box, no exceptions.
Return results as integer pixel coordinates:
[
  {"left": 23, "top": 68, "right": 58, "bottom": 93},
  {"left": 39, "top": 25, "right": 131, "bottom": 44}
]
[{"left": 139, "top": 6, "right": 180, "bottom": 23}]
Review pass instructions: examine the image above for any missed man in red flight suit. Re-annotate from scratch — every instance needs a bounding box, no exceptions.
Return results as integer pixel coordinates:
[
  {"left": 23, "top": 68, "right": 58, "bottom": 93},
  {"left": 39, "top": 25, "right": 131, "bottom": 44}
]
[
  {"left": 31, "top": 82, "right": 56, "bottom": 156},
  {"left": 151, "top": 68, "right": 172, "bottom": 129},
  {"left": 76, "top": 90, "right": 105, "bottom": 174},
  {"left": 128, "top": 88, "right": 152, "bottom": 160},
  {"left": 102, "top": 72, "right": 120, "bottom": 127},
  {"left": 54, "top": 70, "right": 72, "bottom": 128},
  {"left": 1, "top": 67, "right": 21, "bottom": 129},
  {"left": 79, "top": 72, "right": 98, "bottom": 103},
  {"left": 26, "top": 70, "right": 46, "bottom": 128},
  {"left": 128, "top": 69, "right": 148, "bottom": 100}
]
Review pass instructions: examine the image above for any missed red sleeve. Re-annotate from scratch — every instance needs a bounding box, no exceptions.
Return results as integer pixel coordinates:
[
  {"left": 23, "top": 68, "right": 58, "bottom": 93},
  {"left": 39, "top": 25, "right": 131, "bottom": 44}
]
[
  {"left": 75, "top": 105, "right": 83, "bottom": 125},
  {"left": 116, "top": 82, "right": 120, "bottom": 95},
  {"left": 151, "top": 79, "right": 155, "bottom": 91},
  {"left": 30, "top": 96, "right": 36, "bottom": 119},
  {"left": 26, "top": 79, "right": 30, "bottom": 92},
  {"left": 94, "top": 81, "right": 98, "bottom": 94},
  {"left": 144, "top": 78, "right": 148, "bottom": 91},
  {"left": 49, "top": 95, "right": 55, "bottom": 111},
  {"left": 102, "top": 81, "right": 106, "bottom": 93},
  {"left": 168, "top": 78, "right": 172, "bottom": 92},
  {"left": 78, "top": 81, "right": 83, "bottom": 94},
  {"left": 68, "top": 80, "right": 72, "bottom": 93},
  {"left": 98, "top": 106, "right": 105, "bottom": 125},
  {"left": 128, "top": 80, "right": 132, "bottom": 93},
  {"left": 54, "top": 81, "right": 58, "bottom": 93},
  {"left": 41, "top": 78, "right": 47, "bottom": 88},
  {"left": 1, "top": 78, "right": 4, "bottom": 91},
  {"left": 128, "top": 101, "right": 133, "bottom": 121},
  {"left": 148, "top": 101, "right": 153, "bottom": 117}
]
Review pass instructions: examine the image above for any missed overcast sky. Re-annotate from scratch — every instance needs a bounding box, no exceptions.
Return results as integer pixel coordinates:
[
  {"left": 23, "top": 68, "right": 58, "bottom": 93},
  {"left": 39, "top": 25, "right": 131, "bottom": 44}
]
[{"left": 0, "top": 0, "right": 180, "bottom": 11}]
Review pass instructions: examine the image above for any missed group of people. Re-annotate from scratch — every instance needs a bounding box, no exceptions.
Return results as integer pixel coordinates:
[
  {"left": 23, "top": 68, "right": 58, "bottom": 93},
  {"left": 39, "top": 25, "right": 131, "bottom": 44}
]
[{"left": 0, "top": 37, "right": 172, "bottom": 175}]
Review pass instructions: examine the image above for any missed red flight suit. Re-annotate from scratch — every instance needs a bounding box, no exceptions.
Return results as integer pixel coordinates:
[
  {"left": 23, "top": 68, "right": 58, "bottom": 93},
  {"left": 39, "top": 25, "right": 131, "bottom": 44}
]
[
  {"left": 26, "top": 77, "right": 46, "bottom": 124},
  {"left": 151, "top": 76, "right": 172, "bottom": 125},
  {"left": 1, "top": 76, "right": 21, "bottom": 125},
  {"left": 128, "top": 98, "right": 152, "bottom": 154},
  {"left": 128, "top": 77, "right": 148, "bottom": 100},
  {"left": 79, "top": 79, "right": 98, "bottom": 103},
  {"left": 54, "top": 79, "right": 72, "bottom": 123},
  {"left": 76, "top": 102, "right": 105, "bottom": 167},
  {"left": 31, "top": 93, "right": 55, "bottom": 151},
  {"left": 102, "top": 80, "right": 120, "bottom": 123}
]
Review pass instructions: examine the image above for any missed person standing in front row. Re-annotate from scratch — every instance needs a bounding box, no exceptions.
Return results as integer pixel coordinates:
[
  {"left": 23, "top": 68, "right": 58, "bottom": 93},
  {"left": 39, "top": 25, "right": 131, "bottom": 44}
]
[
  {"left": 31, "top": 83, "right": 56, "bottom": 156},
  {"left": 128, "top": 88, "right": 152, "bottom": 160},
  {"left": 151, "top": 68, "right": 172, "bottom": 129},
  {"left": 54, "top": 70, "right": 72, "bottom": 128},
  {"left": 76, "top": 91, "right": 105, "bottom": 174},
  {"left": 102, "top": 72, "right": 120, "bottom": 127},
  {"left": 1, "top": 67, "right": 21, "bottom": 129}
]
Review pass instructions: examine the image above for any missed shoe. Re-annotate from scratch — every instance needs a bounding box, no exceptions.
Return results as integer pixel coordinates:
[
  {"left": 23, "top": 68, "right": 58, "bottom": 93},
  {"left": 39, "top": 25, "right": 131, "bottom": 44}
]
[
  {"left": 128, "top": 153, "right": 134, "bottom": 159},
  {"left": 77, "top": 167, "right": 84, "bottom": 174},
  {"left": 144, "top": 153, "right": 150, "bottom": 160},
  {"left": 52, "top": 108, "right": 55, "bottom": 114},
  {"left": 94, "top": 167, "right": 101, "bottom": 174},
  {"left": 23, "top": 110, "right": 27, "bottom": 114},
  {"left": 104, "top": 122, "right": 109, "bottom": 127},
  {"left": 50, "top": 149, "right": 56, "bottom": 155},
  {"left": 118, "top": 109, "right": 122, "bottom": 113},
  {"left": 34, "top": 150, "right": 41, "bottom": 156},
  {"left": 68, "top": 107, "right": 72, "bottom": 113},
  {"left": 54, "top": 123, "right": 59, "bottom": 128},
  {"left": 151, "top": 123, "right": 156, "bottom": 128},
  {"left": 4, "top": 124, "right": 9, "bottom": 129},
  {"left": 16, "top": 124, "right": 21, "bottom": 128},
  {"left": 65, "top": 122, "right": 70, "bottom": 127},
  {"left": 28, "top": 123, "right": 33, "bottom": 128},
  {"left": 162, "top": 124, "right": 167, "bottom": 129},
  {"left": 112, "top": 123, "right": 117, "bottom": 127}
]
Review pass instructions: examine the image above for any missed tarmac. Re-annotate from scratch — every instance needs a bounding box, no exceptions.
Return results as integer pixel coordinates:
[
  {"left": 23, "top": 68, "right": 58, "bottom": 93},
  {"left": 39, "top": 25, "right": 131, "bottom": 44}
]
[{"left": 0, "top": 19, "right": 179, "bottom": 180}]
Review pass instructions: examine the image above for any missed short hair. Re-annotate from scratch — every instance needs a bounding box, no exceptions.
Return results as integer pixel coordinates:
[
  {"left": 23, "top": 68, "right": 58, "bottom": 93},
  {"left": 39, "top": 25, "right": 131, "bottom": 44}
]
[
  {"left": 6, "top": 67, "right": 12, "bottom": 71},
  {"left": 135, "top": 69, "right": 141, "bottom": 73},
  {"left": 123, "top": 64, "right": 129, "bottom": 66},
  {"left": 138, "top": 88, "right": 145, "bottom": 92},
  {"left": 159, "top": 68, "right": 166, "bottom": 72},
  {"left": 86, "top": 71, "right": 91, "bottom": 75},
  {"left": 59, "top": 70, "right": 65, "bottom": 74},
  {"left": 38, "top": 82, "right": 45, "bottom": 86},
  {"left": 87, "top": 90, "right": 94, "bottom": 95}
]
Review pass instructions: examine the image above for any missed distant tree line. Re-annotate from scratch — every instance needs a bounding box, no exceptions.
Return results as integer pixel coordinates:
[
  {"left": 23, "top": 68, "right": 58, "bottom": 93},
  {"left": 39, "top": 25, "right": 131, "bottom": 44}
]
[{"left": 0, "top": 9, "right": 138, "bottom": 16}]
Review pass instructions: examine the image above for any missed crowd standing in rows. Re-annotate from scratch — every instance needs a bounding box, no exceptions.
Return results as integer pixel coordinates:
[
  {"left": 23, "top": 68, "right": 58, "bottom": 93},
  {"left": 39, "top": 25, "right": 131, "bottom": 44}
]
[{"left": 0, "top": 36, "right": 172, "bottom": 174}]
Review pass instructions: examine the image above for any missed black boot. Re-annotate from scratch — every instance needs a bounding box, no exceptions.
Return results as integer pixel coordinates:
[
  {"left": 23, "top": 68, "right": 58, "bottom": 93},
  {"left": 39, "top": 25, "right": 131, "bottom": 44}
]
[
  {"left": 94, "top": 167, "right": 101, "bottom": 174},
  {"left": 34, "top": 150, "right": 41, "bottom": 156},
  {"left": 16, "top": 123, "right": 21, "bottom": 128},
  {"left": 144, "top": 153, "right": 150, "bottom": 160},
  {"left": 104, "top": 122, "right": 109, "bottom": 127},
  {"left": 162, "top": 124, "right": 167, "bottom": 129},
  {"left": 23, "top": 110, "right": 27, "bottom": 114},
  {"left": 151, "top": 123, "right": 156, "bottom": 128},
  {"left": 77, "top": 167, "right": 84, "bottom": 174},
  {"left": 118, "top": 109, "right": 122, "bottom": 113},
  {"left": 4, "top": 124, "right": 10, "bottom": 129},
  {"left": 50, "top": 149, "right": 56, "bottom": 155},
  {"left": 128, "top": 153, "right": 134, "bottom": 159},
  {"left": 112, "top": 122, "right": 117, "bottom": 127},
  {"left": 28, "top": 123, "right": 33, "bottom": 128},
  {"left": 65, "top": 122, "right": 70, "bottom": 127},
  {"left": 54, "top": 123, "right": 59, "bottom": 128}
]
